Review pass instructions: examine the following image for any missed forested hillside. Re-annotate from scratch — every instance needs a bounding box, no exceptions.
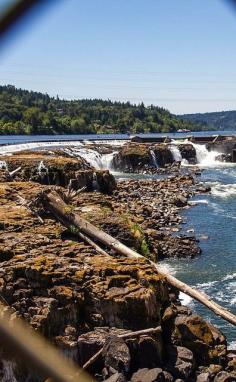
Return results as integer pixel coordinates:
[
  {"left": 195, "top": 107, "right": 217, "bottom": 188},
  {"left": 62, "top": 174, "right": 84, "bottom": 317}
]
[
  {"left": 180, "top": 111, "right": 236, "bottom": 131},
  {"left": 0, "top": 85, "right": 197, "bottom": 135}
]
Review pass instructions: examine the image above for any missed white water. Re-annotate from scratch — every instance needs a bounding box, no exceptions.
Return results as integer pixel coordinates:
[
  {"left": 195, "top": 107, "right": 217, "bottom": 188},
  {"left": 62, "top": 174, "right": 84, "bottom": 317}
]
[
  {"left": 72, "top": 148, "right": 117, "bottom": 170},
  {"left": 100, "top": 151, "right": 118, "bottom": 170},
  {"left": 150, "top": 149, "right": 159, "bottom": 168},
  {"left": 170, "top": 144, "right": 182, "bottom": 162},
  {"left": 211, "top": 182, "right": 236, "bottom": 198},
  {"left": 38, "top": 160, "right": 48, "bottom": 176},
  {"left": 0, "top": 160, "right": 8, "bottom": 170},
  {"left": 0, "top": 141, "right": 118, "bottom": 171},
  {"left": 191, "top": 143, "right": 221, "bottom": 166}
]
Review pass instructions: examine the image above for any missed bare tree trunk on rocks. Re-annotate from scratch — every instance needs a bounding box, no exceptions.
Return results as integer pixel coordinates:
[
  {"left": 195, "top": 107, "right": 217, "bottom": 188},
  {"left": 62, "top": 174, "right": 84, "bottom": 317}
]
[{"left": 43, "top": 190, "right": 236, "bottom": 327}]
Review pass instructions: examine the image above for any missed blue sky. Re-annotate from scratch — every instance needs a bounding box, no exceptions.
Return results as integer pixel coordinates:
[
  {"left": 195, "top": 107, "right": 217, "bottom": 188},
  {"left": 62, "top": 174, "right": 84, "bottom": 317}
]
[{"left": 1, "top": 0, "right": 236, "bottom": 114}]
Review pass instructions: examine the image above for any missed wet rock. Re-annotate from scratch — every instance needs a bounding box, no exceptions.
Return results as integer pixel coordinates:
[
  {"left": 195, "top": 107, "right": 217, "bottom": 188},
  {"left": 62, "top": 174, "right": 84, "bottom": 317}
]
[
  {"left": 215, "top": 154, "right": 232, "bottom": 163},
  {"left": 112, "top": 143, "right": 151, "bottom": 172},
  {"left": 152, "top": 144, "right": 174, "bottom": 168},
  {"left": 178, "top": 144, "right": 197, "bottom": 164}
]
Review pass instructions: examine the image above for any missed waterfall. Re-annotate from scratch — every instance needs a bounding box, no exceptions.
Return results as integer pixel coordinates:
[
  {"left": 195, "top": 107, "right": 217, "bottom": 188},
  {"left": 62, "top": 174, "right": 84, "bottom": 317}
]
[
  {"left": 191, "top": 143, "right": 221, "bottom": 166},
  {"left": 100, "top": 151, "right": 118, "bottom": 170},
  {"left": 170, "top": 145, "right": 182, "bottom": 162},
  {"left": 0, "top": 141, "right": 84, "bottom": 155},
  {"left": 38, "top": 160, "right": 49, "bottom": 176},
  {"left": 150, "top": 150, "right": 158, "bottom": 168},
  {"left": 72, "top": 148, "right": 104, "bottom": 169},
  {"left": 0, "top": 160, "right": 8, "bottom": 170},
  {"left": 73, "top": 148, "right": 117, "bottom": 170}
]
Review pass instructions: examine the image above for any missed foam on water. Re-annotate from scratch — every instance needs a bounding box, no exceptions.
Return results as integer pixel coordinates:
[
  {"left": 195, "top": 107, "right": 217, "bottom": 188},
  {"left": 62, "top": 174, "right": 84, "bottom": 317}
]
[
  {"left": 228, "top": 341, "right": 236, "bottom": 350},
  {"left": 179, "top": 292, "right": 193, "bottom": 306},
  {"left": 188, "top": 199, "right": 209, "bottom": 205},
  {"left": 158, "top": 262, "right": 179, "bottom": 275},
  {"left": 222, "top": 272, "right": 236, "bottom": 281},
  {"left": 211, "top": 182, "right": 236, "bottom": 198}
]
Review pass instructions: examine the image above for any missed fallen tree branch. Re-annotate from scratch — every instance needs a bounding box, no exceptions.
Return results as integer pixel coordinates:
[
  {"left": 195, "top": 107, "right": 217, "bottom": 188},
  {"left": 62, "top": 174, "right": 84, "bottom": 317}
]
[
  {"left": 77, "top": 231, "right": 109, "bottom": 257},
  {"left": 43, "top": 191, "right": 236, "bottom": 327},
  {"left": 82, "top": 326, "right": 161, "bottom": 370},
  {"left": 9, "top": 166, "right": 22, "bottom": 178}
]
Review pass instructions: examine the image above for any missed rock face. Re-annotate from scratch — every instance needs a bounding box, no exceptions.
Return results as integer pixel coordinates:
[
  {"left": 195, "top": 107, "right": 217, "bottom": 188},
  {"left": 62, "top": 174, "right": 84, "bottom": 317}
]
[
  {"left": 152, "top": 144, "right": 174, "bottom": 167},
  {"left": 0, "top": 150, "right": 116, "bottom": 193},
  {"left": 112, "top": 143, "right": 174, "bottom": 172},
  {"left": 178, "top": 144, "right": 197, "bottom": 164},
  {"left": 112, "top": 143, "right": 151, "bottom": 172},
  {"left": 162, "top": 305, "right": 227, "bottom": 366}
]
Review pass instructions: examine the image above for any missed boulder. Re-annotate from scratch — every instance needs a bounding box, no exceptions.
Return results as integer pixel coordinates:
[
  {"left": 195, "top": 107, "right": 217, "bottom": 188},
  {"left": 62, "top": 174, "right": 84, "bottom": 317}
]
[
  {"left": 102, "top": 335, "right": 131, "bottom": 374},
  {"left": 179, "top": 144, "right": 197, "bottom": 164},
  {"left": 173, "top": 195, "right": 188, "bottom": 207},
  {"left": 215, "top": 154, "right": 232, "bottom": 163},
  {"left": 152, "top": 145, "right": 174, "bottom": 167},
  {"left": 165, "top": 346, "right": 194, "bottom": 379},
  {"left": 162, "top": 305, "right": 227, "bottom": 366},
  {"left": 112, "top": 143, "right": 151, "bottom": 172},
  {"left": 131, "top": 367, "right": 165, "bottom": 382}
]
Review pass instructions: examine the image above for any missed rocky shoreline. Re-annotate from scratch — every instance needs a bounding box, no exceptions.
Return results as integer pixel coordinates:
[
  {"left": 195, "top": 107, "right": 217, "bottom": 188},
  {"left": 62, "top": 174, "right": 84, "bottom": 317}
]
[{"left": 0, "top": 145, "right": 235, "bottom": 382}]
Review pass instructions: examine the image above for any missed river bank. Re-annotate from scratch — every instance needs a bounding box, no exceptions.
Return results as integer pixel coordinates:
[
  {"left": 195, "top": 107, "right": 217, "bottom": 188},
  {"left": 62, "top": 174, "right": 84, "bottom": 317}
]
[{"left": 0, "top": 140, "right": 235, "bottom": 381}]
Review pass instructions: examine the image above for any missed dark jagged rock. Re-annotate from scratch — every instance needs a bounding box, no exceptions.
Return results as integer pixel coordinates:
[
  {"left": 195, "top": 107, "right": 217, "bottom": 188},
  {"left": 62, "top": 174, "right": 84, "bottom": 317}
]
[
  {"left": 162, "top": 305, "right": 227, "bottom": 366},
  {"left": 179, "top": 144, "right": 197, "bottom": 164},
  {"left": 152, "top": 144, "right": 174, "bottom": 168},
  {"left": 0, "top": 150, "right": 116, "bottom": 194},
  {"left": 112, "top": 143, "right": 151, "bottom": 172},
  {"left": 112, "top": 143, "right": 174, "bottom": 173},
  {"left": 102, "top": 336, "right": 131, "bottom": 374}
]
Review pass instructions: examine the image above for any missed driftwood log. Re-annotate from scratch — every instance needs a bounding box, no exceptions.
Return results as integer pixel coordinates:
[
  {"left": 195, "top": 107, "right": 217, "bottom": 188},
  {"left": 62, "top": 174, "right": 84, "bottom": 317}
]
[{"left": 43, "top": 190, "right": 236, "bottom": 327}]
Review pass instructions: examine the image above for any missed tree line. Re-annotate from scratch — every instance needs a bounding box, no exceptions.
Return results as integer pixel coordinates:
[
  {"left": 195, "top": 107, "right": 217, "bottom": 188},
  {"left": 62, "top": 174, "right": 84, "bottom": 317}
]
[{"left": 0, "top": 85, "right": 200, "bottom": 135}]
